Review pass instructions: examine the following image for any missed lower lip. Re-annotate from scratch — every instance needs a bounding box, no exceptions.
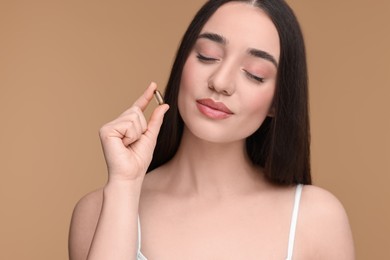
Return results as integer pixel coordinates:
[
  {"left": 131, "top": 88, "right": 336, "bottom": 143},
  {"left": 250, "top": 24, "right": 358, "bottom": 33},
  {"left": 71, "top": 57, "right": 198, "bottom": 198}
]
[{"left": 196, "top": 102, "right": 232, "bottom": 119}]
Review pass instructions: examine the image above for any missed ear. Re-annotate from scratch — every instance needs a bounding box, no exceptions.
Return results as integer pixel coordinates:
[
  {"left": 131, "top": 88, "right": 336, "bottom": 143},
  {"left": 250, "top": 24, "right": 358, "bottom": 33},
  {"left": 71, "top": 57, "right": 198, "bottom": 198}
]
[{"left": 267, "top": 105, "right": 275, "bottom": 117}]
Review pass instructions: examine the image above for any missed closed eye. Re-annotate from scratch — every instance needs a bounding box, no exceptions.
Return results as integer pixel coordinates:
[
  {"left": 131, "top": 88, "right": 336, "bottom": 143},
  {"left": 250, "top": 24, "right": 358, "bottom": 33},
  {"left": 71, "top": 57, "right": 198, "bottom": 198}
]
[
  {"left": 196, "top": 53, "right": 219, "bottom": 63},
  {"left": 243, "top": 69, "right": 265, "bottom": 83}
]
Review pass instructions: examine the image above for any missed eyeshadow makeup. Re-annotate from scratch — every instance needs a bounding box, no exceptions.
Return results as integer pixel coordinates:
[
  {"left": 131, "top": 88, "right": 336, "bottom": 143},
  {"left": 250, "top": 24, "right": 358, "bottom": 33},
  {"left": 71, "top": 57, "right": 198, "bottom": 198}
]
[{"left": 153, "top": 90, "right": 164, "bottom": 105}]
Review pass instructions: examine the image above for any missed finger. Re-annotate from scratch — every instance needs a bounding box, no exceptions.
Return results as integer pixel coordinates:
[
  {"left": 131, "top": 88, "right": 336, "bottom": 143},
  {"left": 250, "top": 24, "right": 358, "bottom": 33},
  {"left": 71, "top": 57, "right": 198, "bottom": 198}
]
[
  {"left": 132, "top": 82, "right": 158, "bottom": 112},
  {"left": 144, "top": 104, "right": 170, "bottom": 140},
  {"left": 110, "top": 110, "right": 143, "bottom": 134},
  {"left": 129, "top": 106, "right": 148, "bottom": 133},
  {"left": 138, "top": 110, "right": 148, "bottom": 133},
  {"left": 121, "top": 120, "right": 142, "bottom": 146}
]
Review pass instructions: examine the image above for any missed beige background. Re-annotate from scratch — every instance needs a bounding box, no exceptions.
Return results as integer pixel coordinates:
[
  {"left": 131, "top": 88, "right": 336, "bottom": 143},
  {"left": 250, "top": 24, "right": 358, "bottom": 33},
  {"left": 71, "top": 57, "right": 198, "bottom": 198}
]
[{"left": 1, "top": 0, "right": 389, "bottom": 259}]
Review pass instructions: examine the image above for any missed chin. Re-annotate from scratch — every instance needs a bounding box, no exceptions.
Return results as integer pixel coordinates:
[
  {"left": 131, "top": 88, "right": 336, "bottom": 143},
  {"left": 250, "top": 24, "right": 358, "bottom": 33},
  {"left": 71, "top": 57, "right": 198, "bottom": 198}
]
[{"left": 182, "top": 118, "right": 257, "bottom": 144}]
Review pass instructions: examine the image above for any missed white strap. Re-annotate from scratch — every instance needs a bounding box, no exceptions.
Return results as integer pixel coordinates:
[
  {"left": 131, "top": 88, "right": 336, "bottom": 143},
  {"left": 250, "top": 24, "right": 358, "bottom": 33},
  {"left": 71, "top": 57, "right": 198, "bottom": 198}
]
[
  {"left": 286, "top": 184, "right": 303, "bottom": 260},
  {"left": 137, "top": 216, "right": 148, "bottom": 259},
  {"left": 137, "top": 216, "right": 142, "bottom": 252}
]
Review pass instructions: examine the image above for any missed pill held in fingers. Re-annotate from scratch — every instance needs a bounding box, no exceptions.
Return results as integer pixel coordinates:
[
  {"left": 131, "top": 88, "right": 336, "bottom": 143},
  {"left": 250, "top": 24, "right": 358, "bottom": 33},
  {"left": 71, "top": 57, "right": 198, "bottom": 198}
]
[{"left": 154, "top": 90, "right": 164, "bottom": 105}]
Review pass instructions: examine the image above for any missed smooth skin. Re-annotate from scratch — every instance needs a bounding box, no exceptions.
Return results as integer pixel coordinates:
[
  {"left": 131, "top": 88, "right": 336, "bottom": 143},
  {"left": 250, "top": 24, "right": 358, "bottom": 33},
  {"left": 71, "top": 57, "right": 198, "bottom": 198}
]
[
  {"left": 69, "top": 82, "right": 169, "bottom": 260},
  {"left": 69, "top": 3, "right": 354, "bottom": 260}
]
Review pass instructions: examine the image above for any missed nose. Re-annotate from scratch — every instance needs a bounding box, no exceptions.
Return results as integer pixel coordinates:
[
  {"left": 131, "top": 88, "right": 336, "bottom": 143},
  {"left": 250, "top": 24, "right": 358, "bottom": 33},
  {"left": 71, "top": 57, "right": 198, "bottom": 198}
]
[{"left": 207, "top": 61, "right": 236, "bottom": 96}]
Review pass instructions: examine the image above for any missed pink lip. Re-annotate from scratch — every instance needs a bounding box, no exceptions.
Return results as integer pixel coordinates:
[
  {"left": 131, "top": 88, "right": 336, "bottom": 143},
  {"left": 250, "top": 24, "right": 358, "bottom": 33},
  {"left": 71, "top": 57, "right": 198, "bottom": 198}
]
[{"left": 196, "top": 98, "right": 233, "bottom": 119}]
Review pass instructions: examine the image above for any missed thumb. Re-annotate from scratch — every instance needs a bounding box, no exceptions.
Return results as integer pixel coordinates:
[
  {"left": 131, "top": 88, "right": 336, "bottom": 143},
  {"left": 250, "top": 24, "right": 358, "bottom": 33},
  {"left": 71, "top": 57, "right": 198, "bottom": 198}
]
[{"left": 145, "top": 104, "right": 170, "bottom": 140}]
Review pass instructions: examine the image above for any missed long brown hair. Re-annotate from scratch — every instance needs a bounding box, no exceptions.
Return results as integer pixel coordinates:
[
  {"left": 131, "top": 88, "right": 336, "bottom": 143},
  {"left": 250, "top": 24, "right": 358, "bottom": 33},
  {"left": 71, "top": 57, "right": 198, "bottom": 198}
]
[{"left": 148, "top": 0, "right": 311, "bottom": 185}]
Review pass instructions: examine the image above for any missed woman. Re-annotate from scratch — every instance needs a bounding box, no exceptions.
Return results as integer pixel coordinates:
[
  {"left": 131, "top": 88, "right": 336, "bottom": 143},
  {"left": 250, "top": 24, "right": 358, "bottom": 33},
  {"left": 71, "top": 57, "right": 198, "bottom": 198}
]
[{"left": 69, "top": 0, "right": 355, "bottom": 259}]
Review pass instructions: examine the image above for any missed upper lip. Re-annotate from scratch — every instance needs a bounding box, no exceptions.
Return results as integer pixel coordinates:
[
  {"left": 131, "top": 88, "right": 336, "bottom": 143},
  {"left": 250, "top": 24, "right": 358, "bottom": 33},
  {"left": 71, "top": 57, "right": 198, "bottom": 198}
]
[{"left": 196, "top": 98, "right": 233, "bottom": 114}]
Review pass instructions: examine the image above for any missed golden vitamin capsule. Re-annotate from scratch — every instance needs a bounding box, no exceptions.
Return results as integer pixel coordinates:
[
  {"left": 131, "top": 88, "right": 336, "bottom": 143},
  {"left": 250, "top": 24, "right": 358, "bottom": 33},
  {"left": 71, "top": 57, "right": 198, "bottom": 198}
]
[{"left": 153, "top": 90, "right": 164, "bottom": 105}]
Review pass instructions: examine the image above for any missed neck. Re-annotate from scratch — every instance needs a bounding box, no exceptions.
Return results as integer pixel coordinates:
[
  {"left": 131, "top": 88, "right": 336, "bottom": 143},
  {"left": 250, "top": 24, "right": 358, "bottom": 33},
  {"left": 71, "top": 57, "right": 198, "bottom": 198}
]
[{"left": 165, "top": 127, "right": 267, "bottom": 198}]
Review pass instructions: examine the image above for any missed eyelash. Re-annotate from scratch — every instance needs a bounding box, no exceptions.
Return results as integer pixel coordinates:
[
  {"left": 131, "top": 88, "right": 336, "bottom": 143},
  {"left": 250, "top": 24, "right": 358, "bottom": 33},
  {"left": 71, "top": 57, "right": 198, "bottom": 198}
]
[
  {"left": 243, "top": 70, "right": 265, "bottom": 83},
  {"left": 196, "top": 53, "right": 265, "bottom": 83},
  {"left": 196, "top": 53, "right": 219, "bottom": 63}
]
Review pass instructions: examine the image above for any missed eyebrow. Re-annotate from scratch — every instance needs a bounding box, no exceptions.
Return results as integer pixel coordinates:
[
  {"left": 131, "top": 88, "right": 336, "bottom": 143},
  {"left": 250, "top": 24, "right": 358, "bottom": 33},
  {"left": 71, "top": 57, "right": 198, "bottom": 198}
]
[
  {"left": 198, "top": 32, "right": 228, "bottom": 45},
  {"left": 197, "top": 32, "right": 278, "bottom": 68},
  {"left": 247, "top": 48, "right": 278, "bottom": 68}
]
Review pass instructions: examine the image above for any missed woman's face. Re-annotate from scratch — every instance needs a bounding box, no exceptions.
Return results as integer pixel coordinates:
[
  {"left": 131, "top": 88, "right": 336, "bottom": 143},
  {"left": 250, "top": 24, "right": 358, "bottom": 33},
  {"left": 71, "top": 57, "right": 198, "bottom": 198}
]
[{"left": 178, "top": 2, "right": 280, "bottom": 143}]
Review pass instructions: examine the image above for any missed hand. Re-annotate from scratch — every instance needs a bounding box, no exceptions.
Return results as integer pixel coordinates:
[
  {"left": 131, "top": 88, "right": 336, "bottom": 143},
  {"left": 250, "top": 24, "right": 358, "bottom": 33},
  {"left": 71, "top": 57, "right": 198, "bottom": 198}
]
[{"left": 99, "top": 82, "right": 169, "bottom": 182}]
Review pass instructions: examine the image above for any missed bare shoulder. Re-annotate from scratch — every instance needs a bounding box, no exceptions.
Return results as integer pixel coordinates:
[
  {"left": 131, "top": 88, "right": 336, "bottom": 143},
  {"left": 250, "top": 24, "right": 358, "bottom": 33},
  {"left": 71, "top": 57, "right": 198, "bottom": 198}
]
[
  {"left": 301, "top": 185, "right": 347, "bottom": 215},
  {"left": 297, "top": 185, "right": 355, "bottom": 259},
  {"left": 68, "top": 188, "right": 104, "bottom": 260}
]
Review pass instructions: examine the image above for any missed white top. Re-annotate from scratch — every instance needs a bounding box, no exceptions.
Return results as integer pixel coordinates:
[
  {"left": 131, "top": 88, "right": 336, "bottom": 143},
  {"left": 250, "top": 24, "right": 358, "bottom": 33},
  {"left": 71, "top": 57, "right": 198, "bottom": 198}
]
[{"left": 137, "top": 184, "right": 303, "bottom": 260}]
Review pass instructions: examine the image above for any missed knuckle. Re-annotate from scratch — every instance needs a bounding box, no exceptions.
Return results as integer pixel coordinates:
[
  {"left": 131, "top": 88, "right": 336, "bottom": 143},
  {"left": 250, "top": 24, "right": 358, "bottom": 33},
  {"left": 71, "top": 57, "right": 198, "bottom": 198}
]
[
  {"left": 128, "top": 106, "right": 142, "bottom": 116},
  {"left": 99, "top": 124, "right": 110, "bottom": 137},
  {"left": 128, "top": 113, "right": 139, "bottom": 121},
  {"left": 125, "top": 131, "right": 136, "bottom": 141},
  {"left": 131, "top": 106, "right": 142, "bottom": 114}
]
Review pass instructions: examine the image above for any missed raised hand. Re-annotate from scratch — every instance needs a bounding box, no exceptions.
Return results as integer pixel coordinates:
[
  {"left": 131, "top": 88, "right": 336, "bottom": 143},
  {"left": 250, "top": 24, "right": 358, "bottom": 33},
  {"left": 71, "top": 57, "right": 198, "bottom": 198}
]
[{"left": 99, "top": 82, "right": 169, "bottom": 182}]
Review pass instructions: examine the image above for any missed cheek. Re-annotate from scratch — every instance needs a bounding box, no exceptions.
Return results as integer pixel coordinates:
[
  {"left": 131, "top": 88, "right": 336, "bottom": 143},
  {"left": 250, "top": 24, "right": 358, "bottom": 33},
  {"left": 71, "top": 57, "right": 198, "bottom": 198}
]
[
  {"left": 179, "top": 57, "right": 209, "bottom": 106},
  {"left": 239, "top": 87, "right": 275, "bottom": 131},
  {"left": 246, "top": 88, "right": 274, "bottom": 116},
  {"left": 180, "top": 60, "right": 193, "bottom": 91},
  {"left": 178, "top": 60, "right": 193, "bottom": 108},
  {"left": 178, "top": 58, "right": 201, "bottom": 117},
  {"left": 180, "top": 57, "right": 202, "bottom": 91}
]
